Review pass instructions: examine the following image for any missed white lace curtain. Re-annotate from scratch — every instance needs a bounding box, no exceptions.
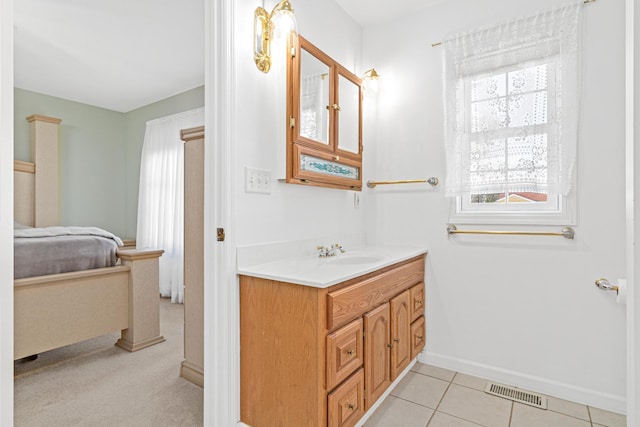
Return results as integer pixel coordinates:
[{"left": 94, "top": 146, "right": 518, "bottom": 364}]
[
  {"left": 443, "top": 1, "right": 583, "bottom": 197},
  {"left": 300, "top": 74, "right": 327, "bottom": 141},
  {"left": 136, "top": 107, "right": 204, "bottom": 303}
]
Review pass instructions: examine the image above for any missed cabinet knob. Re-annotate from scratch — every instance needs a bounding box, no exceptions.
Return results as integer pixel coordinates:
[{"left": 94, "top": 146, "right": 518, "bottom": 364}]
[
  {"left": 346, "top": 349, "right": 355, "bottom": 356},
  {"left": 387, "top": 343, "right": 394, "bottom": 348},
  {"left": 416, "top": 300, "right": 423, "bottom": 304},
  {"left": 348, "top": 403, "right": 355, "bottom": 410},
  {"left": 332, "top": 104, "right": 341, "bottom": 111},
  {"left": 394, "top": 338, "right": 400, "bottom": 343},
  {"left": 417, "top": 335, "right": 423, "bottom": 340}
]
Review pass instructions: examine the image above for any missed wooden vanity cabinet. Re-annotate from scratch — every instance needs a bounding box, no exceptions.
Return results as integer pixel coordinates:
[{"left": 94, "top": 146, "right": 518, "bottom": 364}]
[{"left": 239, "top": 255, "right": 426, "bottom": 427}]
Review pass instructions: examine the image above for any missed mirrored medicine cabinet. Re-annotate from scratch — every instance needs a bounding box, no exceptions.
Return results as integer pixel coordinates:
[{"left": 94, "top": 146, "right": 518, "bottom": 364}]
[{"left": 286, "top": 35, "right": 363, "bottom": 191}]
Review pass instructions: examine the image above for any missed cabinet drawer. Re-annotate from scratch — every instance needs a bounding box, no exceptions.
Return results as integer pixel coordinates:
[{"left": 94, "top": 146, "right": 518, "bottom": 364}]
[
  {"left": 327, "top": 257, "right": 424, "bottom": 330},
  {"left": 410, "top": 282, "right": 425, "bottom": 323},
  {"left": 327, "top": 318, "right": 363, "bottom": 390},
  {"left": 328, "top": 368, "right": 365, "bottom": 427},
  {"left": 410, "top": 316, "right": 426, "bottom": 360}
]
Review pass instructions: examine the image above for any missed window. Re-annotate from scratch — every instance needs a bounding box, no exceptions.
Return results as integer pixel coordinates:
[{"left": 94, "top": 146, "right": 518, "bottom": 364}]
[
  {"left": 443, "top": 2, "right": 582, "bottom": 225},
  {"left": 458, "top": 62, "right": 565, "bottom": 222}
]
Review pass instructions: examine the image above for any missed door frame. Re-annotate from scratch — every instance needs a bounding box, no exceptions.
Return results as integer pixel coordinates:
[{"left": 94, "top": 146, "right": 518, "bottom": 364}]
[
  {"left": 627, "top": 0, "right": 639, "bottom": 424},
  {"left": 0, "top": 0, "right": 14, "bottom": 424},
  {"left": 204, "top": 0, "right": 240, "bottom": 425}
]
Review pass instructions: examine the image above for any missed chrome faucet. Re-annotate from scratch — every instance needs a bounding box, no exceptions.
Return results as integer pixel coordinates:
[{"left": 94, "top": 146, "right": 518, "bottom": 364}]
[
  {"left": 317, "top": 243, "right": 346, "bottom": 258},
  {"left": 330, "top": 243, "right": 345, "bottom": 256},
  {"left": 317, "top": 246, "right": 330, "bottom": 258}
]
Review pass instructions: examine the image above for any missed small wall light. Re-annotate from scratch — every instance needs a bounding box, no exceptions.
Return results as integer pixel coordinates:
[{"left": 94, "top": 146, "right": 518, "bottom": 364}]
[
  {"left": 361, "top": 68, "right": 380, "bottom": 92},
  {"left": 254, "top": 0, "right": 297, "bottom": 73}
]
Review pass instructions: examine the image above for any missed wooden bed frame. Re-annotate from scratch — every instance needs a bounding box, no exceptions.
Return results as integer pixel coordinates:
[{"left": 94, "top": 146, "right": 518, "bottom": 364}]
[{"left": 13, "top": 114, "right": 165, "bottom": 360}]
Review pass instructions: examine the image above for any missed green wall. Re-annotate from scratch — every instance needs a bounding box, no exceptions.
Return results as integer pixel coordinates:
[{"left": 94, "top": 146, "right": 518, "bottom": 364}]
[{"left": 14, "top": 86, "right": 204, "bottom": 238}]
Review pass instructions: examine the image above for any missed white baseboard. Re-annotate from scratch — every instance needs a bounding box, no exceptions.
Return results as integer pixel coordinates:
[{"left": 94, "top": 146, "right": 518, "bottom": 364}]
[{"left": 420, "top": 351, "right": 626, "bottom": 415}]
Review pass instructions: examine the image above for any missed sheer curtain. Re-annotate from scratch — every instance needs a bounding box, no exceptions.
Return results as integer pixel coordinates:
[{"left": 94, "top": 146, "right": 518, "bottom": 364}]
[
  {"left": 442, "top": 1, "right": 583, "bottom": 197},
  {"left": 136, "top": 107, "right": 204, "bottom": 303},
  {"left": 300, "top": 74, "right": 327, "bottom": 141}
]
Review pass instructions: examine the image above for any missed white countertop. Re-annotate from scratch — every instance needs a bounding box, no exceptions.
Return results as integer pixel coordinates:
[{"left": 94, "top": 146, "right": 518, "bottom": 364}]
[{"left": 237, "top": 245, "right": 427, "bottom": 288}]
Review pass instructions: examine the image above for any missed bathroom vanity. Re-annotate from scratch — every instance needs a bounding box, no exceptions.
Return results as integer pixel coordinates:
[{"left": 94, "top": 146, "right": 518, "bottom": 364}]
[{"left": 238, "top": 247, "right": 426, "bottom": 427}]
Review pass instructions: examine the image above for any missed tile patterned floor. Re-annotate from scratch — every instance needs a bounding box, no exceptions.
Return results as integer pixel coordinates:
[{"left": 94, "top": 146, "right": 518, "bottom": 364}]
[{"left": 364, "top": 363, "right": 626, "bottom": 427}]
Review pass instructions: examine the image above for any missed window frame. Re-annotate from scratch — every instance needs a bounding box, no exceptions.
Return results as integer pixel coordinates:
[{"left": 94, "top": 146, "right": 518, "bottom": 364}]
[{"left": 450, "top": 191, "right": 575, "bottom": 226}]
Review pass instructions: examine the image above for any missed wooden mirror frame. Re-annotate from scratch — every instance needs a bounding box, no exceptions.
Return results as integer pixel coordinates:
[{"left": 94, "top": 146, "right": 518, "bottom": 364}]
[{"left": 286, "top": 34, "right": 363, "bottom": 191}]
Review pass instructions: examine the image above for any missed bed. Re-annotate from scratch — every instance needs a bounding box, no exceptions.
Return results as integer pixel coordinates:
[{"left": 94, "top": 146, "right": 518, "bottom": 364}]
[{"left": 13, "top": 114, "right": 165, "bottom": 360}]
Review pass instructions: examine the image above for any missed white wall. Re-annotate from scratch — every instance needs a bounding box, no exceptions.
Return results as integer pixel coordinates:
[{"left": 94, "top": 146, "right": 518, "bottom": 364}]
[
  {"left": 14, "top": 89, "right": 127, "bottom": 235},
  {"left": 234, "top": 0, "right": 366, "bottom": 247},
  {"left": 364, "top": 0, "right": 627, "bottom": 413}
]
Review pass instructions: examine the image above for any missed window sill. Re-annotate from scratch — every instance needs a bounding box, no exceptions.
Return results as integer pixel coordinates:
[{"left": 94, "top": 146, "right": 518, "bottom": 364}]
[{"left": 449, "top": 203, "right": 576, "bottom": 226}]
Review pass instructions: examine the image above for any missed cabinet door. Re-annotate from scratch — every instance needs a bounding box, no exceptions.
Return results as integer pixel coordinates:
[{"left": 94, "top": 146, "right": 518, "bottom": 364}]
[
  {"left": 295, "top": 37, "right": 332, "bottom": 149},
  {"left": 390, "top": 290, "right": 411, "bottom": 380},
  {"left": 409, "top": 282, "right": 425, "bottom": 323},
  {"left": 411, "top": 316, "right": 426, "bottom": 360},
  {"left": 364, "top": 303, "right": 391, "bottom": 410},
  {"left": 336, "top": 65, "right": 362, "bottom": 158}
]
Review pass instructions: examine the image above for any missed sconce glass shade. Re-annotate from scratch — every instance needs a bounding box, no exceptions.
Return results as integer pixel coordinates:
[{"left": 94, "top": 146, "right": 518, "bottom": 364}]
[
  {"left": 362, "top": 68, "right": 380, "bottom": 92},
  {"left": 254, "top": 0, "right": 297, "bottom": 74}
]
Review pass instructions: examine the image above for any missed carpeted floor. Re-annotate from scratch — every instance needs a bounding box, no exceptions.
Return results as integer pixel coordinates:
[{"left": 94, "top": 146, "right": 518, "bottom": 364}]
[{"left": 14, "top": 298, "right": 203, "bottom": 427}]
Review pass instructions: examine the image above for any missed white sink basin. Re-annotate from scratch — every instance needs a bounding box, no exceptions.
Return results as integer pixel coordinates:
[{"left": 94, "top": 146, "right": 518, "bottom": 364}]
[{"left": 326, "top": 253, "right": 386, "bottom": 265}]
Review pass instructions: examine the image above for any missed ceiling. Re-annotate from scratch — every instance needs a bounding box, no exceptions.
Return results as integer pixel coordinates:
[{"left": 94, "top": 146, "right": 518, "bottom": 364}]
[
  {"left": 334, "top": 0, "right": 448, "bottom": 26},
  {"left": 14, "top": 0, "right": 205, "bottom": 113},
  {"left": 13, "top": 0, "right": 442, "bottom": 113}
]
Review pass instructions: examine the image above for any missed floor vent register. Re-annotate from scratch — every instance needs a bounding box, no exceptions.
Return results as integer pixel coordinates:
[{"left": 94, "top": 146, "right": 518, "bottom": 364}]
[{"left": 485, "top": 382, "right": 548, "bottom": 409}]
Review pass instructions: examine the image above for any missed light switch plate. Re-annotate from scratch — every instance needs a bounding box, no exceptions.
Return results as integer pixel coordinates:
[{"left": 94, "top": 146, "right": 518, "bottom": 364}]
[{"left": 245, "top": 167, "right": 271, "bottom": 194}]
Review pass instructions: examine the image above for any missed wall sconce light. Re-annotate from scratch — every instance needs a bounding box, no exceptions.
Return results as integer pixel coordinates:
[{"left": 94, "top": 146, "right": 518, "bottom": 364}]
[
  {"left": 361, "top": 68, "right": 380, "bottom": 91},
  {"left": 254, "top": 0, "right": 297, "bottom": 74}
]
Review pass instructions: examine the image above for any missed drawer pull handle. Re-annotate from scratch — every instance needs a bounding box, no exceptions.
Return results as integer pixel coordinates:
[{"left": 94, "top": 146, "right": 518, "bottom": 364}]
[
  {"left": 348, "top": 403, "right": 355, "bottom": 410},
  {"left": 346, "top": 349, "right": 355, "bottom": 356}
]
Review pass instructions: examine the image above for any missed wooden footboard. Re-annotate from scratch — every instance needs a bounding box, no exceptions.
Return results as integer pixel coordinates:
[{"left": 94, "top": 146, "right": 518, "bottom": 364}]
[
  {"left": 14, "top": 249, "right": 164, "bottom": 360},
  {"left": 115, "top": 249, "right": 166, "bottom": 352}
]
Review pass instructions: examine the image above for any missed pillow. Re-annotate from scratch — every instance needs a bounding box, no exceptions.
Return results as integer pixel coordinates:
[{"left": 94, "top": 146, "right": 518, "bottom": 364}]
[{"left": 13, "top": 221, "right": 32, "bottom": 230}]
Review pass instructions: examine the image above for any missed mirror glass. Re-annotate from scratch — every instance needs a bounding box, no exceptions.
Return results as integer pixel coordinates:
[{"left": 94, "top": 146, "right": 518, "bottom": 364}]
[
  {"left": 337, "top": 73, "right": 360, "bottom": 154},
  {"left": 299, "top": 47, "right": 330, "bottom": 145}
]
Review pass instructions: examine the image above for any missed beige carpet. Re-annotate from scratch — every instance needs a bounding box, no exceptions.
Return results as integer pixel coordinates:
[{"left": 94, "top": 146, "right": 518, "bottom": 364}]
[{"left": 14, "top": 298, "right": 203, "bottom": 427}]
